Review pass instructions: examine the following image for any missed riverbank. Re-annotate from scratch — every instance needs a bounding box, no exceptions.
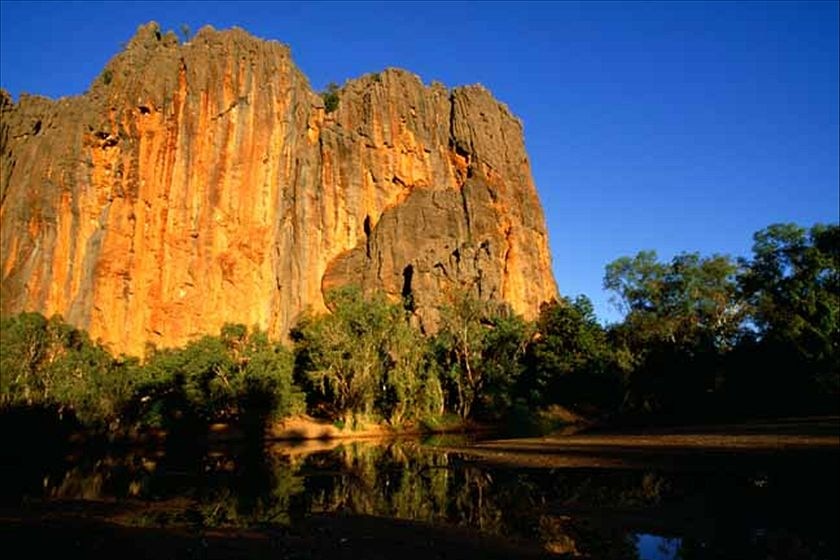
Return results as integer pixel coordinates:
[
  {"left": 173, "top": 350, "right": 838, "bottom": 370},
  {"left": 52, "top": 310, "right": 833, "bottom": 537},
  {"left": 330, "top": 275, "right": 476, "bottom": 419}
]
[{"left": 444, "top": 416, "right": 840, "bottom": 470}]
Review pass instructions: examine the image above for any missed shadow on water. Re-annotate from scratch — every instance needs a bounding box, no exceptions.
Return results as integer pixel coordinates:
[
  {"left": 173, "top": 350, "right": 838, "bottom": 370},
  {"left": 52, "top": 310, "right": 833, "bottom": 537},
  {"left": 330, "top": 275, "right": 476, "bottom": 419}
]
[{"left": 1, "top": 418, "right": 838, "bottom": 559}]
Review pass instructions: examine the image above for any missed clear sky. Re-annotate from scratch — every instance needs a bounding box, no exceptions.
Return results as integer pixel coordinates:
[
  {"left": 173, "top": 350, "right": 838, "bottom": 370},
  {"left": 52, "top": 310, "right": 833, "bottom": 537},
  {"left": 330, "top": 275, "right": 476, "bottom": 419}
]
[{"left": 2, "top": 1, "right": 838, "bottom": 323}]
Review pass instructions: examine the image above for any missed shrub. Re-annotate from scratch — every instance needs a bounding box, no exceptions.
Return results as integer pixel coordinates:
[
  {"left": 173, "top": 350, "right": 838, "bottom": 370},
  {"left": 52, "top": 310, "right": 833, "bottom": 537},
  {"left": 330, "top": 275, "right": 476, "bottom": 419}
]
[{"left": 322, "top": 82, "right": 340, "bottom": 113}]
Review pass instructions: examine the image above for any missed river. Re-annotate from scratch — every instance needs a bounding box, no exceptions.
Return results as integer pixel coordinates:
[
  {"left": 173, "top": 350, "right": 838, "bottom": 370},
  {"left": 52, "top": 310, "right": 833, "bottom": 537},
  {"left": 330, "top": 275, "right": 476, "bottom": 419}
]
[{"left": 2, "top": 429, "right": 838, "bottom": 559}]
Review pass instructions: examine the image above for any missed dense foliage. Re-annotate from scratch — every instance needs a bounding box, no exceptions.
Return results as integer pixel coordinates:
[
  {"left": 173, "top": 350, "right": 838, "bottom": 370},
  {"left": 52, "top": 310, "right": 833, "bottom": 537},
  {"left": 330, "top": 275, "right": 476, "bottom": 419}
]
[
  {"left": 604, "top": 223, "right": 838, "bottom": 420},
  {"left": 520, "top": 296, "right": 623, "bottom": 415},
  {"left": 732, "top": 223, "right": 839, "bottom": 414},
  {"left": 1, "top": 223, "right": 836, "bottom": 433},
  {"left": 1, "top": 318, "right": 303, "bottom": 434},
  {"left": 131, "top": 324, "right": 304, "bottom": 430},
  {"left": 292, "top": 286, "right": 442, "bottom": 426},
  {"left": 0, "top": 312, "right": 136, "bottom": 425}
]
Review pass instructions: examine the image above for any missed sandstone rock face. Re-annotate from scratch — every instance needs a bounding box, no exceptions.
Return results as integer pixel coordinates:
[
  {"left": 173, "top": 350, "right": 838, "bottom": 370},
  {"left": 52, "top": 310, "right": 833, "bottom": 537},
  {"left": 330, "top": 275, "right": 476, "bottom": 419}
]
[{"left": 0, "top": 23, "right": 557, "bottom": 356}]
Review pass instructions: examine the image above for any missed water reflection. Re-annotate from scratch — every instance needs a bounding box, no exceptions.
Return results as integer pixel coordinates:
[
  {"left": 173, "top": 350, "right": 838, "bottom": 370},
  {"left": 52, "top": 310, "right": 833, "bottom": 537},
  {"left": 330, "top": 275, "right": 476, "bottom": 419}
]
[
  {"left": 9, "top": 437, "right": 840, "bottom": 559},
  {"left": 636, "top": 535, "right": 681, "bottom": 560}
]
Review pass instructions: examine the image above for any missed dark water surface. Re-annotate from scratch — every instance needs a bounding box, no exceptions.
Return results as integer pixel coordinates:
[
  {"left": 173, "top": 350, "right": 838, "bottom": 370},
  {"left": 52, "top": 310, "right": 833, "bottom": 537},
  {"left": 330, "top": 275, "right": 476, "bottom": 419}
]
[{"left": 3, "top": 433, "right": 838, "bottom": 559}]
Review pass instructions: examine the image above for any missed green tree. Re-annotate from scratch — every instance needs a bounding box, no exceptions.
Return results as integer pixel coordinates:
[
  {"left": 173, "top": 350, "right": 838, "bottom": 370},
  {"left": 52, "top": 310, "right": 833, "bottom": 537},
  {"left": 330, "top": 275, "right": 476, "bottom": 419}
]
[
  {"left": 605, "top": 251, "right": 743, "bottom": 350},
  {"left": 604, "top": 251, "right": 744, "bottom": 416},
  {"left": 236, "top": 328, "right": 304, "bottom": 421},
  {"left": 293, "top": 286, "right": 442, "bottom": 425},
  {"left": 432, "top": 292, "right": 530, "bottom": 419},
  {"left": 142, "top": 335, "right": 234, "bottom": 422},
  {"left": 382, "top": 315, "right": 444, "bottom": 425},
  {"left": 0, "top": 313, "right": 131, "bottom": 425},
  {"left": 432, "top": 292, "right": 488, "bottom": 419},
  {"left": 1, "top": 312, "right": 54, "bottom": 406},
  {"left": 735, "top": 223, "right": 839, "bottom": 412},
  {"left": 521, "top": 296, "right": 620, "bottom": 415},
  {"left": 134, "top": 324, "right": 303, "bottom": 428},
  {"left": 479, "top": 312, "right": 532, "bottom": 418},
  {"left": 294, "top": 287, "right": 392, "bottom": 422}
]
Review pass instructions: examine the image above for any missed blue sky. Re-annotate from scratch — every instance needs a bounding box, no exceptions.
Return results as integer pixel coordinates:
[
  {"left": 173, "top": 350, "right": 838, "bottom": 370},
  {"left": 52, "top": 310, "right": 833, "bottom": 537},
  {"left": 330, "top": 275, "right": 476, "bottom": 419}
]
[{"left": 2, "top": 1, "right": 838, "bottom": 323}]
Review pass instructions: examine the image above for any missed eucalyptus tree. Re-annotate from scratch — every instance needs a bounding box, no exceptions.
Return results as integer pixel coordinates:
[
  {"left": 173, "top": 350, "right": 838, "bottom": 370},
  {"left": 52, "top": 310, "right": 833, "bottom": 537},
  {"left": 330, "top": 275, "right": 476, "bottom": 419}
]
[
  {"left": 294, "top": 286, "right": 442, "bottom": 425},
  {"left": 604, "top": 250, "right": 744, "bottom": 415},
  {"left": 432, "top": 291, "right": 531, "bottom": 420}
]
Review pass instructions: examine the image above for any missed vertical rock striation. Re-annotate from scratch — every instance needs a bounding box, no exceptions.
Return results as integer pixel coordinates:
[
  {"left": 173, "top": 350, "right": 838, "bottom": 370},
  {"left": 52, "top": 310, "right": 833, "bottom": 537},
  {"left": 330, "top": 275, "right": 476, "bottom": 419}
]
[{"left": 0, "top": 23, "right": 556, "bottom": 356}]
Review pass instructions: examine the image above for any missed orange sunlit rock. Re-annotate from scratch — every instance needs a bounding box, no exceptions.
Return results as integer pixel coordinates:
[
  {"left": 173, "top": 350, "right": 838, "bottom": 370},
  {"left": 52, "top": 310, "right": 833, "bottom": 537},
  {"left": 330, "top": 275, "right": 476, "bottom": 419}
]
[{"left": 0, "top": 23, "right": 557, "bottom": 356}]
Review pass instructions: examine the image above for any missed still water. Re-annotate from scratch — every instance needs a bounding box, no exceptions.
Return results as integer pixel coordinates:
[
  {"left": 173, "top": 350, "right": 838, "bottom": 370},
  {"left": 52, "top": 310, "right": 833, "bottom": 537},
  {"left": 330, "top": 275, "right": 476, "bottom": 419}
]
[{"left": 5, "top": 434, "right": 839, "bottom": 559}]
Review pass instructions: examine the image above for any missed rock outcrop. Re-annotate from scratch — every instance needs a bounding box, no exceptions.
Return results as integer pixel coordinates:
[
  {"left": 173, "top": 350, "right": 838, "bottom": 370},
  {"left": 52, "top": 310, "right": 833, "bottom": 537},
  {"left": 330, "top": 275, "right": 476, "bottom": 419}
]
[{"left": 0, "top": 23, "right": 557, "bottom": 356}]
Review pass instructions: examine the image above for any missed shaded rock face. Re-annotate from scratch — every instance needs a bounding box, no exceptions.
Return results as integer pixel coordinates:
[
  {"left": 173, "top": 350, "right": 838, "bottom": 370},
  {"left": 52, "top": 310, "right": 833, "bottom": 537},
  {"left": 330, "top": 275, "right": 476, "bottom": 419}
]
[{"left": 0, "top": 23, "right": 557, "bottom": 356}]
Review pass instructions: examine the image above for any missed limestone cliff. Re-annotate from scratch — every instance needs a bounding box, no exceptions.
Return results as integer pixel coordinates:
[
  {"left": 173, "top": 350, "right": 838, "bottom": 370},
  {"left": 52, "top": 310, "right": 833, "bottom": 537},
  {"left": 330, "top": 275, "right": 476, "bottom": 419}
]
[{"left": 0, "top": 23, "right": 557, "bottom": 356}]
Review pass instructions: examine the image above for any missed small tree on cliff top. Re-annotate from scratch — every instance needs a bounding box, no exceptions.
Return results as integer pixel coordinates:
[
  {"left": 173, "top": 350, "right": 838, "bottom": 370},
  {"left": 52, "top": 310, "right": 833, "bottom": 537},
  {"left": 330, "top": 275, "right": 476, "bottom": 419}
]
[{"left": 322, "top": 82, "right": 340, "bottom": 113}]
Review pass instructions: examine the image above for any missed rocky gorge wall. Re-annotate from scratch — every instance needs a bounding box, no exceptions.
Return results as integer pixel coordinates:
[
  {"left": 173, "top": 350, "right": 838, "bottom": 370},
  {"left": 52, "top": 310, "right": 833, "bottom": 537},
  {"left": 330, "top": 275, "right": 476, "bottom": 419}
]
[{"left": 0, "top": 23, "right": 557, "bottom": 356}]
